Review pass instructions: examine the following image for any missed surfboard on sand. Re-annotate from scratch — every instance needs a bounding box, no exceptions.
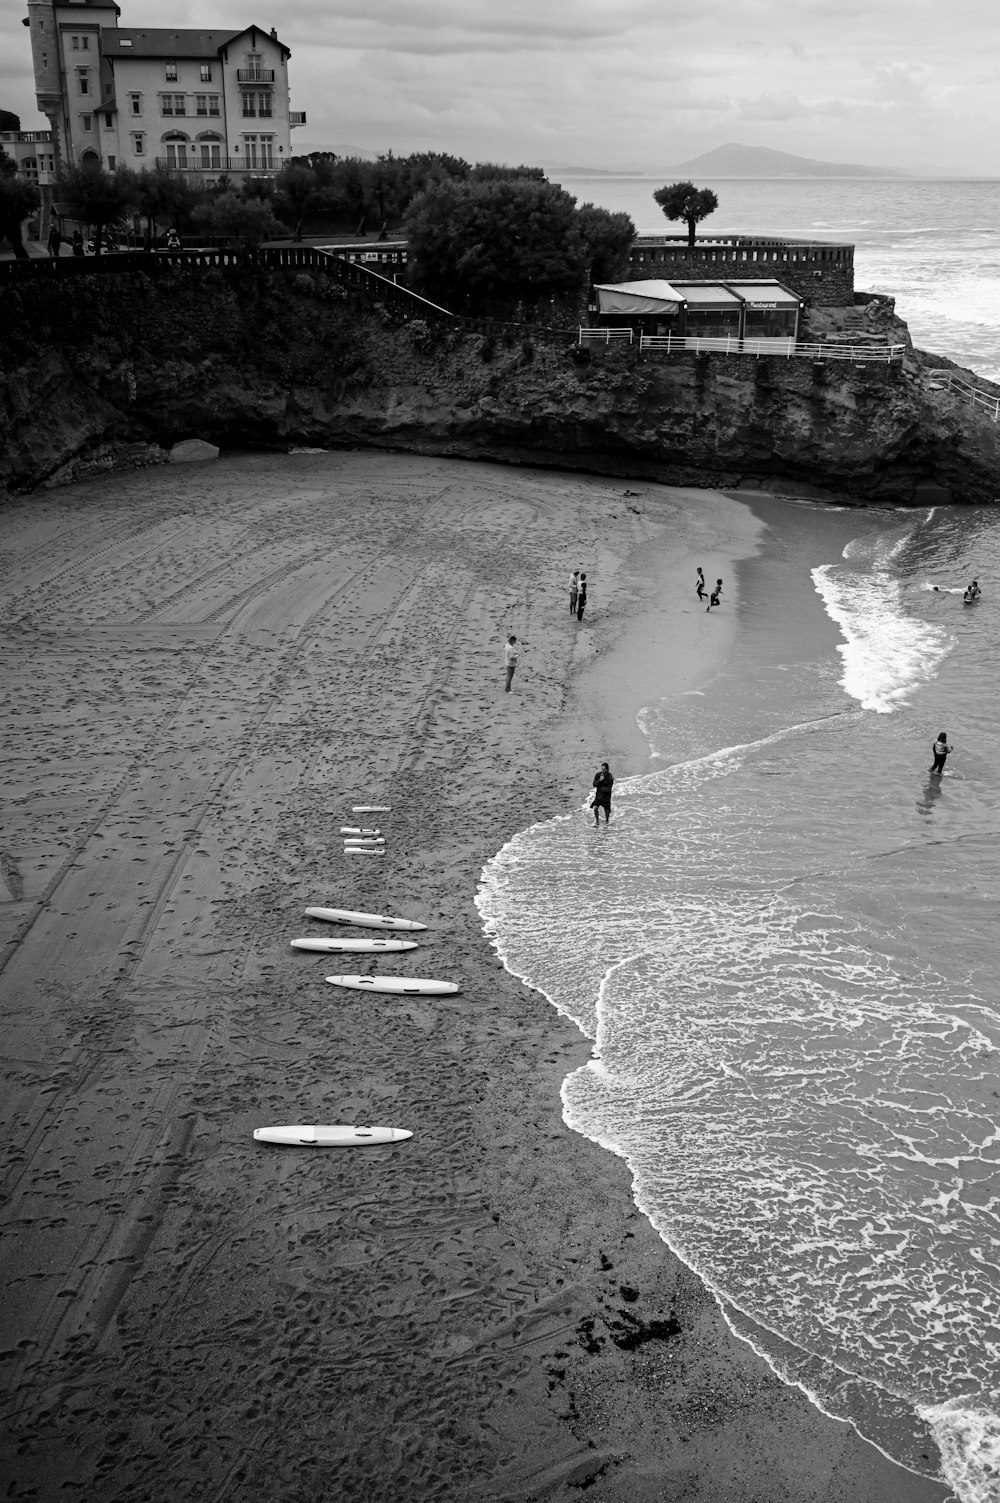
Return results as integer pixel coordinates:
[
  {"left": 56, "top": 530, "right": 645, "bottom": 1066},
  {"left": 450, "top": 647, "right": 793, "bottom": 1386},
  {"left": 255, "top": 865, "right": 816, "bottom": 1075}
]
[
  {"left": 254, "top": 1125, "right": 412, "bottom": 1146},
  {"left": 326, "top": 974, "right": 460, "bottom": 996},
  {"left": 290, "top": 936, "right": 419, "bottom": 953},
  {"left": 340, "top": 827, "right": 381, "bottom": 836},
  {"left": 344, "top": 837, "right": 385, "bottom": 845},
  {"left": 353, "top": 805, "right": 392, "bottom": 812},
  {"left": 345, "top": 847, "right": 384, "bottom": 856},
  {"left": 306, "top": 907, "right": 427, "bottom": 931}
]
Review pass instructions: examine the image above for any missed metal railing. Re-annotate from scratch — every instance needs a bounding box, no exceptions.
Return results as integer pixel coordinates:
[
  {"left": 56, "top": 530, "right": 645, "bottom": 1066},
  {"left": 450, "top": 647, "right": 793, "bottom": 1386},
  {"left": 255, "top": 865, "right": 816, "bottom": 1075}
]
[
  {"left": 237, "top": 68, "right": 275, "bottom": 83},
  {"left": 926, "top": 369, "right": 1000, "bottom": 422},
  {"left": 578, "top": 328, "right": 905, "bottom": 363}
]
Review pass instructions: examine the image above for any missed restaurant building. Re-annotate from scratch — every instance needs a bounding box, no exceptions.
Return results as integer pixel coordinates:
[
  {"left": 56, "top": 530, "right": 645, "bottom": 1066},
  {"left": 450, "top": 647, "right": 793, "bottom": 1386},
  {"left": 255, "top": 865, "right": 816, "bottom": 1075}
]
[{"left": 591, "top": 279, "right": 805, "bottom": 343}]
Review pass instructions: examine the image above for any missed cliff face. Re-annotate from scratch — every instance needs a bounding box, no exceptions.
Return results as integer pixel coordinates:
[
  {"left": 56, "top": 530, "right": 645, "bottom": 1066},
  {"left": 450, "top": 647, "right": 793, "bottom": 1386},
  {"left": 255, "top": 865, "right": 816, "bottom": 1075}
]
[{"left": 2, "top": 263, "right": 999, "bottom": 504}]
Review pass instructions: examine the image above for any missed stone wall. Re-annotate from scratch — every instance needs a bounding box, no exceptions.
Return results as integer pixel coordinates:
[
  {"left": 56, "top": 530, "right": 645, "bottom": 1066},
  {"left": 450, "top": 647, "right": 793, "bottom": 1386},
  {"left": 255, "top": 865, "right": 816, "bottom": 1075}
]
[{"left": 627, "top": 239, "right": 855, "bottom": 307}]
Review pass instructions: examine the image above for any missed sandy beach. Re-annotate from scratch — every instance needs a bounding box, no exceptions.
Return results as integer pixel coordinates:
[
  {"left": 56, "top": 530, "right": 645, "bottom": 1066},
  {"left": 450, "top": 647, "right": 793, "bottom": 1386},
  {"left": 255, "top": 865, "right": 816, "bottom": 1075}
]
[{"left": 0, "top": 451, "right": 949, "bottom": 1502}]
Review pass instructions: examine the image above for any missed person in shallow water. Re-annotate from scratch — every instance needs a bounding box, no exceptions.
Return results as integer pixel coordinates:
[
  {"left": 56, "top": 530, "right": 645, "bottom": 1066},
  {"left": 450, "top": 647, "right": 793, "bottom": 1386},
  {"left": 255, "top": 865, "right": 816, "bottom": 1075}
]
[
  {"left": 930, "top": 731, "right": 953, "bottom": 774},
  {"left": 591, "top": 761, "right": 614, "bottom": 825}
]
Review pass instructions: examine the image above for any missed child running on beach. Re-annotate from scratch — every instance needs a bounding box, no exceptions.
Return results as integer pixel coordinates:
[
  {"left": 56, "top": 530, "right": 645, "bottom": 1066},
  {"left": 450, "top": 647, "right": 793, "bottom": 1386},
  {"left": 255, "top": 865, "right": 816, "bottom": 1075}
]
[{"left": 706, "top": 579, "right": 723, "bottom": 611}]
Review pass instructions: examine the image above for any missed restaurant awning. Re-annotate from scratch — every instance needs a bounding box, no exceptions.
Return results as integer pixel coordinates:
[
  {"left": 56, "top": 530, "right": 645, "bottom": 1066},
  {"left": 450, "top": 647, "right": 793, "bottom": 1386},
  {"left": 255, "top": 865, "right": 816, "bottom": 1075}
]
[
  {"left": 670, "top": 283, "right": 742, "bottom": 311},
  {"left": 594, "top": 280, "right": 684, "bottom": 316},
  {"left": 724, "top": 280, "right": 802, "bottom": 308}
]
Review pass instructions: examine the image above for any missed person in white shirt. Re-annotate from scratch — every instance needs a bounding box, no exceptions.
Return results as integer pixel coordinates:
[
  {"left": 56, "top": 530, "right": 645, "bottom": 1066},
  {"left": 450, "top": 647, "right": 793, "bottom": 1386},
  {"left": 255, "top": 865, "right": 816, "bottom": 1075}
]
[
  {"left": 504, "top": 634, "right": 518, "bottom": 693},
  {"left": 569, "top": 570, "right": 580, "bottom": 615}
]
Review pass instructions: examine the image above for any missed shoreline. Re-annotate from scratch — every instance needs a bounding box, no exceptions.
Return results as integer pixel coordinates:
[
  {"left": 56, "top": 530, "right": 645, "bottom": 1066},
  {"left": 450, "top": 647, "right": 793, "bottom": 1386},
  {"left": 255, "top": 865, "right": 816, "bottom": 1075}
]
[{"left": 0, "top": 451, "right": 948, "bottom": 1501}]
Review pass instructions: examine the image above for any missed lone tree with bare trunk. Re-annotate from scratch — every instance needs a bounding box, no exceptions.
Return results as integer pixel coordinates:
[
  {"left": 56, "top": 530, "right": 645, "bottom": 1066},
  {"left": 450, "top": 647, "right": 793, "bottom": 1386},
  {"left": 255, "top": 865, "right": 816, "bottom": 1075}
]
[{"left": 653, "top": 180, "right": 719, "bottom": 246}]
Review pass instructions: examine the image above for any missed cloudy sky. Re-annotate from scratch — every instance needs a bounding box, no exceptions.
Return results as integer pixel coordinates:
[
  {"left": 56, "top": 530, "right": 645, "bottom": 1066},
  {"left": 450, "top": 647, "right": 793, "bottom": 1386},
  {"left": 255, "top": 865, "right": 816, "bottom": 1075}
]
[{"left": 2, "top": 0, "right": 997, "bottom": 176}]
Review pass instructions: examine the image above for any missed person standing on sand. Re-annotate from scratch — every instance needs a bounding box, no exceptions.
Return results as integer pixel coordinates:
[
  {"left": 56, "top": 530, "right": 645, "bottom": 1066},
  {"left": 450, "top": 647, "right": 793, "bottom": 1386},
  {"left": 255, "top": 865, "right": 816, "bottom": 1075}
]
[
  {"left": 930, "top": 731, "right": 953, "bottom": 775},
  {"left": 696, "top": 567, "right": 706, "bottom": 600},
  {"left": 569, "top": 569, "right": 580, "bottom": 615},
  {"left": 576, "top": 573, "right": 587, "bottom": 622},
  {"left": 504, "top": 634, "right": 518, "bottom": 693},
  {"left": 592, "top": 762, "right": 614, "bottom": 825}
]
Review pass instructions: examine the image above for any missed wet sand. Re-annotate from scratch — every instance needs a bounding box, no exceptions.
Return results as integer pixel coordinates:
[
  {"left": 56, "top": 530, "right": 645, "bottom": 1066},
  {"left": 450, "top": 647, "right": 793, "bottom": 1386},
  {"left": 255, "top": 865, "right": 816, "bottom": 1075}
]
[{"left": 0, "top": 452, "right": 948, "bottom": 1501}]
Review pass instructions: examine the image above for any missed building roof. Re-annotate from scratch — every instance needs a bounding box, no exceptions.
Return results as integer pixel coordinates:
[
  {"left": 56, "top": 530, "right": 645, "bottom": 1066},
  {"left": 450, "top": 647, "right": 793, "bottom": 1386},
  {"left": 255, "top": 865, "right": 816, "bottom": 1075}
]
[{"left": 101, "top": 25, "right": 290, "bottom": 59}]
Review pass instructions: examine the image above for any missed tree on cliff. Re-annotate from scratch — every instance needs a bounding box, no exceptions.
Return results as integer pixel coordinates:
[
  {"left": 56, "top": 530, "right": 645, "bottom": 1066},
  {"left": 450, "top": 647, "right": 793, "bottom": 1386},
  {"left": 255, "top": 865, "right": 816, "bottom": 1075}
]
[
  {"left": 274, "top": 164, "right": 318, "bottom": 241},
  {"left": 58, "top": 163, "right": 134, "bottom": 254},
  {"left": 404, "top": 176, "right": 586, "bottom": 308},
  {"left": 130, "top": 165, "right": 196, "bottom": 247},
  {"left": 576, "top": 203, "right": 636, "bottom": 282},
  {"left": 192, "top": 191, "right": 281, "bottom": 249},
  {"left": 653, "top": 180, "right": 719, "bottom": 246},
  {"left": 0, "top": 147, "right": 39, "bottom": 260}
]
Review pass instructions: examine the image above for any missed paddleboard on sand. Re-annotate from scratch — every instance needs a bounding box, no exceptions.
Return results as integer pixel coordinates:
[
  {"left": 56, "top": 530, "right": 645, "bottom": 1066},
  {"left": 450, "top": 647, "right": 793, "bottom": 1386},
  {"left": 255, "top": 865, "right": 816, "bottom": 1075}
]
[
  {"left": 254, "top": 1124, "right": 412, "bottom": 1146},
  {"left": 306, "top": 907, "right": 427, "bottom": 931},
  {"left": 353, "top": 805, "right": 391, "bottom": 812},
  {"left": 326, "top": 974, "right": 460, "bottom": 996},
  {"left": 290, "top": 936, "right": 418, "bottom": 954}
]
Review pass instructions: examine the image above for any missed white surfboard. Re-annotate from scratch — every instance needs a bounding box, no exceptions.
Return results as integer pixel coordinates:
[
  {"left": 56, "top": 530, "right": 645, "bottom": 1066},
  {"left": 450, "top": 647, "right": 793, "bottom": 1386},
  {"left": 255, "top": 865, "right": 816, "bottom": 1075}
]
[
  {"left": 345, "top": 847, "right": 384, "bottom": 856},
  {"left": 353, "top": 805, "right": 392, "bottom": 812},
  {"left": 306, "top": 907, "right": 427, "bottom": 932},
  {"left": 290, "top": 936, "right": 418, "bottom": 954},
  {"left": 254, "top": 1124, "right": 412, "bottom": 1146},
  {"left": 326, "top": 974, "right": 460, "bottom": 996},
  {"left": 340, "top": 827, "right": 381, "bottom": 836},
  {"left": 344, "top": 836, "right": 385, "bottom": 845}
]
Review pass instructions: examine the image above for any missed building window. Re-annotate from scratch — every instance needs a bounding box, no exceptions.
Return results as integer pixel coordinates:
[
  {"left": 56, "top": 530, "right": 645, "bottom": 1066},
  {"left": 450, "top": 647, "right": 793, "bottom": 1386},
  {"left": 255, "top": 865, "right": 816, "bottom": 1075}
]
[
  {"left": 129, "top": 93, "right": 141, "bottom": 115},
  {"left": 104, "top": 112, "right": 113, "bottom": 127},
  {"left": 243, "top": 133, "right": 274, "bottom": 168},
  {"left": 108, "top": 155, "right": 116, "bottom": 169},
  {"left": 199, "top": 142, "right": 221, "bottom": 168},
  {"left": 195, "top": 95, "right": 221, "bottom": 117},
  {"left": 164, "top": 142, "right": 189, "bottom": 168},
  {"left": 82, "top": 35, "right": 89, "bottom": 48},
  {"left": 132, "top": 133, "right": 144, "bottom": 155},
  {"left": 82, "top": 114, "right": 92, "bottom": 131},
  {"left": 165, "top": 62, "right": 177, "bottom": 81},
  {"left": 71, "top": 35, "right": 79, "bottom": 49},
  {"left": 161, "top": 94, "right": 186, "bottom": 115},
  {"left": 77, "top": 69, "right": 90, "bottom": 95},
  {"left": 258, "top": 92, "right": 272, "bottom": 117},
  {"left": 242, "top": 94, "right": 255, "bottom": 117},
  {"left": 200, "top": 64, "right": 212, "bottom": 81}
]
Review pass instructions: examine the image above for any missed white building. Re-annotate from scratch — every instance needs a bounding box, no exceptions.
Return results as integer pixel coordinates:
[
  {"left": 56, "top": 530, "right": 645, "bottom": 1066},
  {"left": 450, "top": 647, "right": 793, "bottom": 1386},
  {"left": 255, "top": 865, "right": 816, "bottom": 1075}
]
[
  {"left": 0, "top": 128, "right": 57, "bottom": 185},
  {"left": 22, "top": 0, "right": 305, "bottom": 186}
]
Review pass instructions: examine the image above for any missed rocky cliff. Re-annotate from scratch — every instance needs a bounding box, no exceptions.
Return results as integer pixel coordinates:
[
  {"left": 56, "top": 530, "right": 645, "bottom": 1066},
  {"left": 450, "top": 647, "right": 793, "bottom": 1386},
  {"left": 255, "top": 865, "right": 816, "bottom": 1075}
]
[{"left": 2, "top": 261, "right": 999, "bottom": 504}]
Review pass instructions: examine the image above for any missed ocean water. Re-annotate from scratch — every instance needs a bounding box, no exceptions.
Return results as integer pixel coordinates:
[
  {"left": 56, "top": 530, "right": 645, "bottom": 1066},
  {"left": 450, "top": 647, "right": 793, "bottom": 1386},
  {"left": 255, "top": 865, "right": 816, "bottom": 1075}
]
[
  {"left": 477, "top": 499, "right": 1000, "bottom": 1501},
  {"left": 555, "top": 174, "right": 1000, "bottom": 382}
]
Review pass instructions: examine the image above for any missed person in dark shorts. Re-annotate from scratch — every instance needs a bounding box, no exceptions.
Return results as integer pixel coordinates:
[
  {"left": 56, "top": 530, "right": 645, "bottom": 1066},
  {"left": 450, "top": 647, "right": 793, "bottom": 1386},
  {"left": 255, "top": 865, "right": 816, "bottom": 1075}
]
[
  {"left": 707, "top": 579, "right": 723, "bottom": 611},
  {"left": 930, "top": 731, "right": 952, "bottom": 775},
  {"left": 576, "top": 573, "right": 587, "bottom": 621},
  {"left": 696, "top": 567, "right": 706, "bottom": 600},
  {"left": 592, "top": 761, "right": 614, "bottom": 824}
]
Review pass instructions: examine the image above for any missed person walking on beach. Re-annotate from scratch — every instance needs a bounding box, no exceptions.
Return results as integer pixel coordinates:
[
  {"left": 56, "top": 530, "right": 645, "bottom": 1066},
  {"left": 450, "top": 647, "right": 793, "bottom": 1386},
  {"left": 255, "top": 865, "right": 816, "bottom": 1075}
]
[
  {"left": 591, "top": 761, "right": 614, "bottom": 825},
  {"left": 504, "top": 634, "right": 518, "bottom": 693},
  {"left": 576, "top": 573, "right": 587, "bottom": 622},
  {"left": 569, "top": 569, "right": 580, "bottom": 615},
  {"left": 696, "top": 567, "right": 706, "bottom": 600},
  {"left": 706, "top": 578, "right": 723, "bottom": 611},
  {"left": 930, "top": 731, "right": 953, "bottom": 775}
]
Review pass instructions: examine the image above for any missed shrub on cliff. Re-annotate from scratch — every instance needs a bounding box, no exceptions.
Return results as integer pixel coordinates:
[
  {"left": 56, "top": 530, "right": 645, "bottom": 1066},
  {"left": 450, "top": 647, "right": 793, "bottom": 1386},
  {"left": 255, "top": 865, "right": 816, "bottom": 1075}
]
[
  {"left": 404, "top": 177, "right": 586, "bottom": 311},
  {"left": 0, "top": 148, "right": 39, "bottom": 260}
]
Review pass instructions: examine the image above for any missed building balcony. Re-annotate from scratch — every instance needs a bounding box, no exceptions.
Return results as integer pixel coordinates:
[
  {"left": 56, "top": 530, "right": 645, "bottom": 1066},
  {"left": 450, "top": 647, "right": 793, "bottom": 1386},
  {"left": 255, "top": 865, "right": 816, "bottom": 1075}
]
[
  {"left": 155, "top": 155, "right": 279, "bottom": 173},
  {"left": 289, "top": 110, "right": 307, "bottom": 126},
  {"left": 236, "top": 68, "right": 275, "bottom": 84}
]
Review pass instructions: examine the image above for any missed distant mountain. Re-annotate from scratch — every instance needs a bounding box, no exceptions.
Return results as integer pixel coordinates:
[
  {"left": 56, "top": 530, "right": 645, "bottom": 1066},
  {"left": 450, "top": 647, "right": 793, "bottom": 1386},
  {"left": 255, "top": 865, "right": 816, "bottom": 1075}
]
[{"left": 668, "top": 143, "right": 908, "bottom": 179}]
